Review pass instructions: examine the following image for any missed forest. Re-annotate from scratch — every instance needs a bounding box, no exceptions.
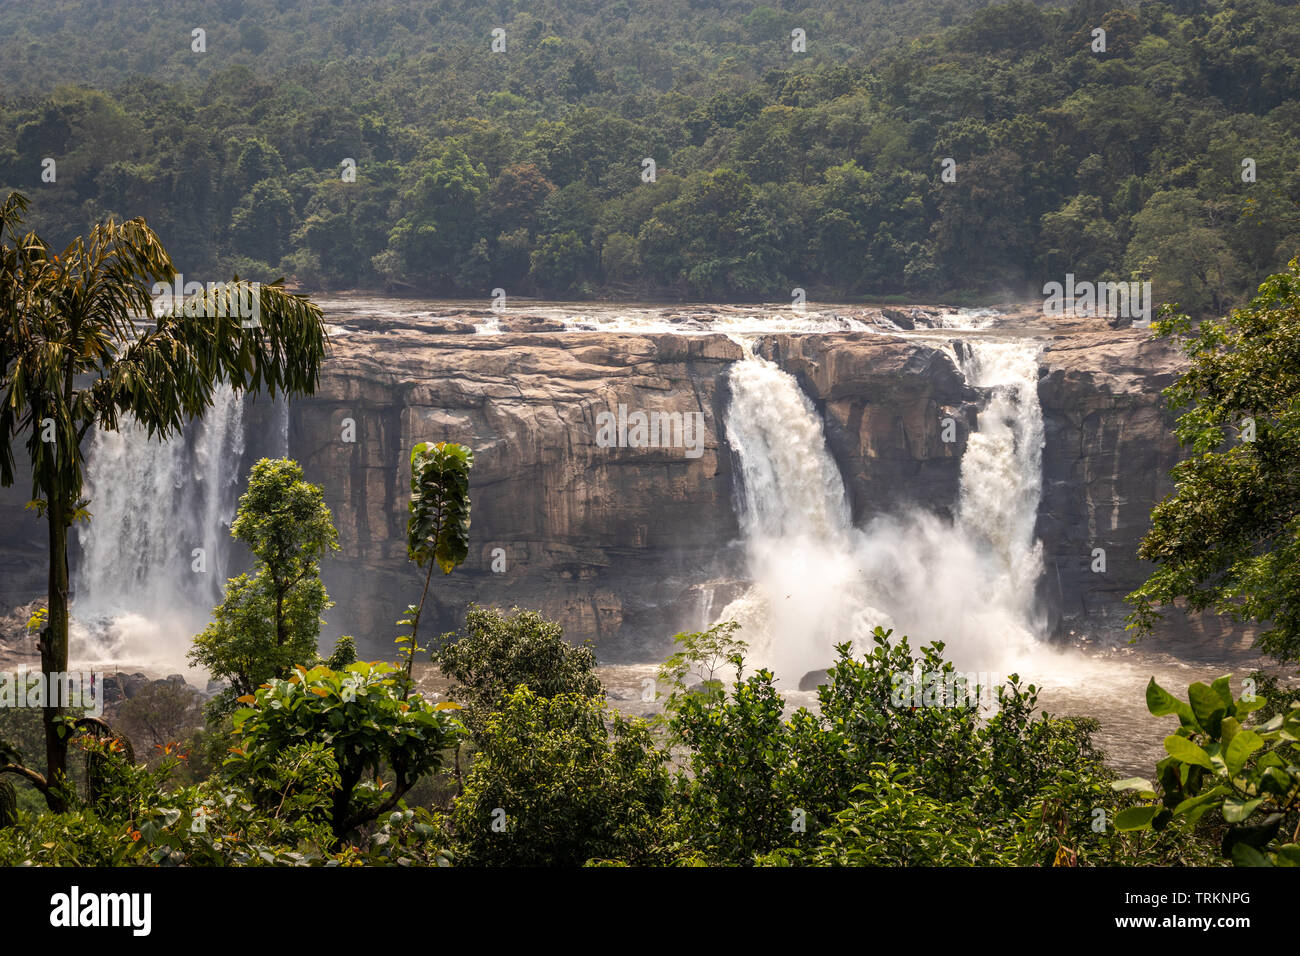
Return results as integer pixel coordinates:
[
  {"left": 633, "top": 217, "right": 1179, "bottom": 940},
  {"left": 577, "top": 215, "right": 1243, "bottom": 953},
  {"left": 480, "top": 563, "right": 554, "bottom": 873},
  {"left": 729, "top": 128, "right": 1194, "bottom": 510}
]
[
  {"left": 0, "top": 0, "right": 1298, "bottom": 309},
  {"left": 2, "top": 0, "right": 1300, "bottom": 874}
]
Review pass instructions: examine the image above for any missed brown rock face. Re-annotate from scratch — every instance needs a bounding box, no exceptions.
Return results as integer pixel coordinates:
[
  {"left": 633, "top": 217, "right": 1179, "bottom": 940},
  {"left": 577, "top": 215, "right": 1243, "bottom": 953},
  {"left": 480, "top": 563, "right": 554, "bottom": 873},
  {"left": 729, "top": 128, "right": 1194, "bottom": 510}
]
[
  {"left": 755, "top": 332, "right": 982, "bottom": 524},
  {"left": 289, "top": 328, "right": 745, "bottom": 659},
  {"left": 0, "top": 311, "right": 1250, "bottom": 665},
  {"left": 1035, "top": 330, "right": 1248, "bottom": 652}
]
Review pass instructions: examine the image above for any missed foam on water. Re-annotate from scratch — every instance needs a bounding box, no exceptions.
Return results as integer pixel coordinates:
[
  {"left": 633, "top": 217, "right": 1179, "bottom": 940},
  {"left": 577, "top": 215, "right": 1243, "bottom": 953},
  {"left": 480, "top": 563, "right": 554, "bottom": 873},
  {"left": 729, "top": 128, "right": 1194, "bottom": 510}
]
[
  {"left": 717, "top": 315, "right": 1071, "bottom": 686},
  {"left": 71, "top": 385, "right": 246, "bottom": 676}
]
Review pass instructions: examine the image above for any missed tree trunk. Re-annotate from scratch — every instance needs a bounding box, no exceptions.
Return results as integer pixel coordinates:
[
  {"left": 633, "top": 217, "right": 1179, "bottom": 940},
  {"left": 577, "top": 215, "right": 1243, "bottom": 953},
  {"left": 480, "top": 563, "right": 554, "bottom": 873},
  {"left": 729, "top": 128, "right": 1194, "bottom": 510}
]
[
  {"left": 275, "top": 584, "right": 286, "bottom": 647},
  {"left": 41, "top": 495, "right": 70, "bottom": 812}
]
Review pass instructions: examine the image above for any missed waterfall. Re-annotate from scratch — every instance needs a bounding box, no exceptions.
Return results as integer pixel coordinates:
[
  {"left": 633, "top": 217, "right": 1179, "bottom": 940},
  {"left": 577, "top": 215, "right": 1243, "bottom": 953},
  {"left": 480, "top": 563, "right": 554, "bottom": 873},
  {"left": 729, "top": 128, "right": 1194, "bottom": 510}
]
[
  {"left": 718, "top": 331, "right": 1047, "bottom": 684},
  {"left": 71, "top": 385, "right": 246, "bottom": 672}
]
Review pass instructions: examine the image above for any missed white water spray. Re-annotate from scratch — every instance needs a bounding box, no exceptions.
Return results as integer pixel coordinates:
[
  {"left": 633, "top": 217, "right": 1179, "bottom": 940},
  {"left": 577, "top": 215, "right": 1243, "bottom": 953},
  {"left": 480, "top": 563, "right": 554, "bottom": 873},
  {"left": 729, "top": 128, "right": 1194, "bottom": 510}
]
[
  {"left": 71, "top": 386, "right": 246, "bottom": 673},
  {"left": 719, "top": 328, "right": 1049, "bottom": 684}
]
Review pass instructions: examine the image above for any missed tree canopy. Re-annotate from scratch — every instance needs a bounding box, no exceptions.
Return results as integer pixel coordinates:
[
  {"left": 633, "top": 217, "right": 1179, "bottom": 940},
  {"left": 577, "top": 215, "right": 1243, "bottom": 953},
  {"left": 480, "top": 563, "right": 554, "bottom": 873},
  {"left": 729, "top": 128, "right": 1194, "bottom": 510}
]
[
  {"left": 1, "top": 0, "right": 1296, "bottom": 307},
  {"left": 1128, "top": 258, "right": 1300, "bottom": 664}
]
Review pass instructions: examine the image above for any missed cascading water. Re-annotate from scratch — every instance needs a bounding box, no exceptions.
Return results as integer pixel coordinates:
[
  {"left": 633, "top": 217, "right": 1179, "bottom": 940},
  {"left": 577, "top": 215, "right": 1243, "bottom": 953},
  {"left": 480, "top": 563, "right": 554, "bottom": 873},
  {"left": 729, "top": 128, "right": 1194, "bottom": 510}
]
[
  {"left": 71, "top": 385, "right": 246, "bottom": 672},
  {"left": 718, "top": 327, "right": 1048, "bottom": 685}
]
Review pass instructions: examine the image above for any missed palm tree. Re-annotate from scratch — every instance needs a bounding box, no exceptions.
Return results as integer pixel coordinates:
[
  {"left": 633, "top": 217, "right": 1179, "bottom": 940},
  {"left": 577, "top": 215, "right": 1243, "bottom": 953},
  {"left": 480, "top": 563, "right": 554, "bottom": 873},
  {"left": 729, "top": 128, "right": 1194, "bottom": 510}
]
[{"left": 0, "top": 191, "right": 329, "bottom": 810}]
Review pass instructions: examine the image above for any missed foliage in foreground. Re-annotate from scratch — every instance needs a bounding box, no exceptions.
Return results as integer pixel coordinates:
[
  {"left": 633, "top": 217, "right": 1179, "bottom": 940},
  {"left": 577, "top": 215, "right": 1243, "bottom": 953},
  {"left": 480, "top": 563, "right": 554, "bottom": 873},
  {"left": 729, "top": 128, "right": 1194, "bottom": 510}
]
[
  {"left": 434, "top": 604, "right": 603, "bottom": 738},
  {"left": 1129, "top": 259, "right": 1300, "bottom": 665},
  {"left": 0, "top": 614, "right": 1248, "bottom": 867},
  {"left": 451, "top": 687, "right": 671, "bottom": 866},
  {"left": 0, "top": 192, "right": 329, "bottom": 810},
  {"left": 227, "top": 662, "right": 462, "bottom": 844},
  {"left": 189, "top": 457, "right": 342, "bottom": 717},
  {"left": 1114, "top": 675, "right": 1300, "bottom": 866},
  {"left": 398, "top": 441, "right": 474, "bottom": 689}
]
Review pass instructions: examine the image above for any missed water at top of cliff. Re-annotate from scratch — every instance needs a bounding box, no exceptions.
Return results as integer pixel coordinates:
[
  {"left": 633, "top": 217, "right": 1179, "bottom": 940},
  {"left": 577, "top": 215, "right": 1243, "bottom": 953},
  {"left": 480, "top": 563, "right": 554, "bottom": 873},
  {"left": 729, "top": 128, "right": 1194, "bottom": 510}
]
[
  {"left": 70, "top": 384, "right": 247, "bottom": 676},
  {"left": 717, "top": 312, "right": 1056, "bottom": 687},
  {"left": 312, "top": 295, "right": 1002, "bottom": 337}
]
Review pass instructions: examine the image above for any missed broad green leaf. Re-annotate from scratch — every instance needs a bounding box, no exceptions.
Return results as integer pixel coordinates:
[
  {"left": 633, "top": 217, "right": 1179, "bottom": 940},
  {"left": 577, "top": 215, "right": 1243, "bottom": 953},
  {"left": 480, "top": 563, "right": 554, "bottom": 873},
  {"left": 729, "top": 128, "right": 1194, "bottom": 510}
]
[
  {"left": 1224, "top": 729, "right": 1264, "bottom": 777},
  {"left": 1282, "top": 709, "right": 1300, "bottom": 742},
  {"left": 1230, "top": 843, "right": 1272, "bottom": 867},
  {"left": 1219, "top": 716, "right": 1241, "bottom": 746},
  {"left": 1274, "top": 844, "right": 1300, "bottom": 867},
  {"left": 1114, "top": 806, "right": 1159, "bottom": 831},
  {"left": 1164, "top": 734, "right": 1214, "bottom": 769},
  {"left": 1188, "top": 682, "right": 1227, "bottom": 736},
  {"left": 1222, "top": 797, "right": 1263, "bottom": 823},
  {"left": 1235, "top": 694, "right": 1266, "bottom": 716},
  {"left": 1210, "top": 674, "right": 1234, "bottom": 710},
  {"left": 1146, "top": 678, "right": 1196, "bottom": 727}
]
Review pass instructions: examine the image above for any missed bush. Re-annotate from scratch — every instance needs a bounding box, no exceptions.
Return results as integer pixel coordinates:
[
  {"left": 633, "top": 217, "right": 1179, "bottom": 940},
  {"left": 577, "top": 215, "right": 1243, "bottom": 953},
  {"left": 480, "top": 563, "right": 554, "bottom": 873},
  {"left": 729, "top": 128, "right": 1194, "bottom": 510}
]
[
  {"left": 227, "top": 662, "right": 462, "bottom": 845},
  {"left": 434, "top": 605, "right": 603, "bottom": 738},
  {"left": 451, "top": 687, "right": 671, "bottom": 866},
  {"left": 1115, "top": 675, "right": 1300, "bottom": 866},
  {"left": 666, "top": 626, "right": 1211, "bottom": 865}
]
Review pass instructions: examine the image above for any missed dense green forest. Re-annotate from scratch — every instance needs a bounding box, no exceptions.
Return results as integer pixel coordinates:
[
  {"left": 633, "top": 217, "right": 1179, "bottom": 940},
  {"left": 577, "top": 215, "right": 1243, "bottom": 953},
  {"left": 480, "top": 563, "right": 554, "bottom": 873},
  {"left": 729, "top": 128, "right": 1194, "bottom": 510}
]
[
  {"left": 5, "top": 0, "right": 1300, "bottom": 866},
  {"left": 2, "top": 0, "right": 1298, "bottom": 308}
]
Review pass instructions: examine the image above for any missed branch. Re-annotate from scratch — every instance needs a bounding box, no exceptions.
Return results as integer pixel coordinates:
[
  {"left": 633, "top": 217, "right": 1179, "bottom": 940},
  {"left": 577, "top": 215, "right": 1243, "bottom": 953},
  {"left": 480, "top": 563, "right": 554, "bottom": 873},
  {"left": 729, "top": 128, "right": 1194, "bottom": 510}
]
[
  {"left": 0, "top": 762, "right": 49, "bottom": 794},
  {"left": 339, "top": 767, "right": 411, "bottom": 836}
]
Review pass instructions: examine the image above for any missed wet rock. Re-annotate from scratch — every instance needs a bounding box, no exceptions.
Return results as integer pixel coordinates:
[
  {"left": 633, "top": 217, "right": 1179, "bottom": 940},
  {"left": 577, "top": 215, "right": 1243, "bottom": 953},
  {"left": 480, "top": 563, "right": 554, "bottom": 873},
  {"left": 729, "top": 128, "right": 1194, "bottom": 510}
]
[
  {"left": 799, "top": 669, "right": 830, "bottom": 691},
  {"left": 498, "top": 316, "right": 567, "bottom": 332},
  {"left": 880, "top": 308, "right": 915, "bottom": 330}
]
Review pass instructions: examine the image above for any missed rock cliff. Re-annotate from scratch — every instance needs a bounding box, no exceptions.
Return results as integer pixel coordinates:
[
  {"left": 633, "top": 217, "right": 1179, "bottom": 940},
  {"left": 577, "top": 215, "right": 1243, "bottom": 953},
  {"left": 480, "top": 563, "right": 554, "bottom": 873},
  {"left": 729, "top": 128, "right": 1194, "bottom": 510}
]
[
  {"left": 288, "top": 326, "right": 744, "bottom": 659},
  {"left": 0, "top": 304, "right": 1247, "bottom": 665}
]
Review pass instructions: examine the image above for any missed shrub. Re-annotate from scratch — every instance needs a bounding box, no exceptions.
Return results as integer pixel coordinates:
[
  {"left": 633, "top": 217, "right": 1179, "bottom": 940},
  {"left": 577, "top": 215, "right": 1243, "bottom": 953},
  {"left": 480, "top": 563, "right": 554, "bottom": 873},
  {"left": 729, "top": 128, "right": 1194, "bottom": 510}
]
[
  {"left": 227, "top": 662, "right": 462, "bottom": 845},
  {"left": 434, "top": 605, "right": 602, "bottom": 738},
  {"left": 1115, "top": 675, "right": 1300, "bottom": 866},
  {"left": 451, "top": 687, "right": 671, "bottom": 866}
]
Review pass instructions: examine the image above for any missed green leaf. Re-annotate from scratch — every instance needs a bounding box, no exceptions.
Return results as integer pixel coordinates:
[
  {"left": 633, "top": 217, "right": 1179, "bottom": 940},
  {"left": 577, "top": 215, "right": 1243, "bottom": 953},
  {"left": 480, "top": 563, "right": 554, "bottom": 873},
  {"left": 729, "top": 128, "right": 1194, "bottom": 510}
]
[
  {"left": 1230, "top": 843, "right": 1272, "bottom": 867},
  {"left": 1164, "top": 734, "right": 1214, "bottom": 769},
  {"left": 1224, "top": 729, "right": 1264, "bottom": 777},
  {"left": 1173, "top": 787, "right": 1226, "bottom": 825},
  {"left": 1112, "top": 777, "right": 1154, "bottom": 793},
  {"left": 1222, "top": 796, "right": 1263, "bottom": 823},
  {"left": 1235, "top": 694, "right": 1266, "bottom": 716},
  {"left": 1114, "top": 805, "right": 1159, "bottom": 831},
  {"left": 1146, "top": 678, "right": 1196, "bottom": 727},
  {"left": 1188, "top": 682, "right": 1227, "bottom": 737},
  {"left": 1274, "top": 844, "right": 1300, "bottom": 867},
  {"left": 1282, "top": 709, "right": 1300, "bottom": 742},
  {"left": 1210, "top": 674, "right": 1234, "bottom": 710},
  {"left": 1219, "top": 716, "right": 1241, "bottom": 746}
]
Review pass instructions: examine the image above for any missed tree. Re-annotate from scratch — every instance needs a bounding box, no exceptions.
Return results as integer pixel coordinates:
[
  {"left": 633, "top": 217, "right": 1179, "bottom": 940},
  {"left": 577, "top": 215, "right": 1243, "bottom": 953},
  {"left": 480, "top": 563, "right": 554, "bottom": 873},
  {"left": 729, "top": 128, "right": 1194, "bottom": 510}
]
[
  {"left": 1128, "top": 259, "right": 1300, "bottom": 663},
  {"left": 1124, "top": 189, "right": 1240, "bottom": 316},
  {"left": 118, "top": 682, "right": 204, "bottom": 752},
  {"left": 381, "top": 147, "right": 488, "bottom": 290},
  {"left": 450, "top": 686, "right": 670, "bottom": 866},
  {"left": 528, "top": 231, "right": 588, "bottom": 294},
  {"left": 662, "top": 624, "right": 1191, "bottom": 865},
  {"left": 433, "top": 605, "right": 602, "bottom": 739},
  {"left": 227, "top": 662, "right": 462, "bottom": 846},
  {"left": 0, "top": 191, "right": 328, "bottom": 810},
  {"left": 399, "top": 442, "right": 472, "bottom": 689},
  {"left": 189, "top": 458, "right": 340, "bottom": 712}
]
